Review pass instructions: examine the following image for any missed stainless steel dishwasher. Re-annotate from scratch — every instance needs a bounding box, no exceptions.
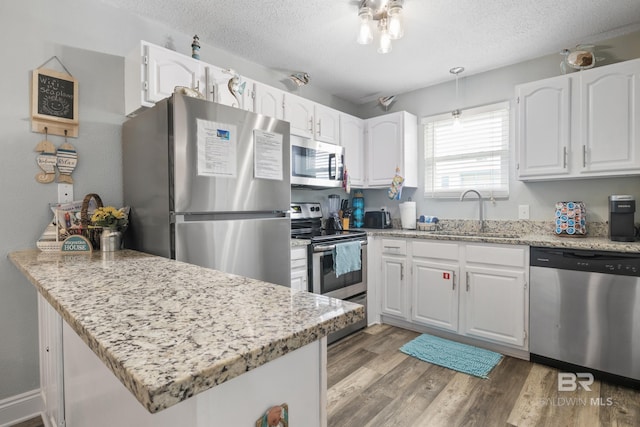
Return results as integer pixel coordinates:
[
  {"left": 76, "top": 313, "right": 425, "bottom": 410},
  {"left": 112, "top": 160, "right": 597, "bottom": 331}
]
[{"left": 530, "top": 247, "right": 640, "bottom": 384}]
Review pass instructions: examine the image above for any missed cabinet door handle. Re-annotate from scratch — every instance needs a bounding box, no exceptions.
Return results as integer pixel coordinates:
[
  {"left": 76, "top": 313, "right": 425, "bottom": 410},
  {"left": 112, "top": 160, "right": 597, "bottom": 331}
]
[
  {"left": 317, "top": 119, "right": 322, "bottom": 135},
  {"left": 452, "top": 272, "right": 456, "bottom": 290},
  {"left": 309, "top": 117, "right": 314, "bottom": 133},
  {"left": 466, "top": 272, "right": 470, "bottom": 292},
  {"left": 582, "top": 145, "right": 587, "bottom": 168},
  {"left": 400, "top": 264, "right": 404, "bottom": 280},
  {"left": 563, "top": 146, "right": 567, "bottom": 168}
]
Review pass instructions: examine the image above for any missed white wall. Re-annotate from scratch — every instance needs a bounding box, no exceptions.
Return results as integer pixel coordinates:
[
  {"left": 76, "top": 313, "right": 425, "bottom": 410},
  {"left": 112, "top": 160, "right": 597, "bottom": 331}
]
[
  {"left": 353, "top": 31, "right": 640, "bottom": 224},
  {"left": 0, "top": 0, "right": 356, "bottom": 402}
]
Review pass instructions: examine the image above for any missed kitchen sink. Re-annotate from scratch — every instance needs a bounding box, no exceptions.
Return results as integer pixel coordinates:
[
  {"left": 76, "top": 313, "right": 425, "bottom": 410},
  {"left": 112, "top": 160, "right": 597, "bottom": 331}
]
[{"left": 425, "top": 230, "right": 521, "bottom": 239}]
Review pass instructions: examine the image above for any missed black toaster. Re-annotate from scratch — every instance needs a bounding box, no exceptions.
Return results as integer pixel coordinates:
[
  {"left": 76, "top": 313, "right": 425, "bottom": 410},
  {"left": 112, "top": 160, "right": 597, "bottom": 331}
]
[{"left": 364, "top": 211, "right": 392, "bottom": 229}]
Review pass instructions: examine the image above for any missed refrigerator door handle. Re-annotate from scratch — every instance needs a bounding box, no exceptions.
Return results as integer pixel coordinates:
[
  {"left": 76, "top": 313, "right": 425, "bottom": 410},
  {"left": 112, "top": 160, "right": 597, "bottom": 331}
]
[{"left": 178, "top": 211, "right": 290, "bottom": 222}]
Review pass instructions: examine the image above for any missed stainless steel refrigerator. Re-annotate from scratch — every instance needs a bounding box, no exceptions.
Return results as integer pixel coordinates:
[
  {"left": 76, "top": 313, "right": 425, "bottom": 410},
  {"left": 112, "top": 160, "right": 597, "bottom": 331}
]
[{"left": 123, "top": 93, "right": 291, "bottom": 286}]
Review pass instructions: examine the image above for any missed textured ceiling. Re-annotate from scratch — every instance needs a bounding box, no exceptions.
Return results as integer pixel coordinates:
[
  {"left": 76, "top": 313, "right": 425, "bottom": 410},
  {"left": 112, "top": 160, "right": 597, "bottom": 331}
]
[{"left": 101, "top": 0, "right": 640, "bottom": 104}]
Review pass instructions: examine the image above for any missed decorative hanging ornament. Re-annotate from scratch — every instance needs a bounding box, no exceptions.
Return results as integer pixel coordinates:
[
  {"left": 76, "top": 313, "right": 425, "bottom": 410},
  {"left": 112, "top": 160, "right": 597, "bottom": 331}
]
[
  {"left": 387, "top": 166, "right": 404, "bottom": 200},
  {"left": 57, "top": 134, "right": 77, "bottom": 184},
  {"left": 34, "top": 128, "right": 57, "bottom": 183}
]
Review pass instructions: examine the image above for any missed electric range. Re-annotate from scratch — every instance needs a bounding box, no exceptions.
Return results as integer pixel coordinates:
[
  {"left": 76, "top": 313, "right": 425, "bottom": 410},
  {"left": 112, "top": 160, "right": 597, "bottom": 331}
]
[{"left": 291, "top": 202, "right": 368, "bottom": 343}]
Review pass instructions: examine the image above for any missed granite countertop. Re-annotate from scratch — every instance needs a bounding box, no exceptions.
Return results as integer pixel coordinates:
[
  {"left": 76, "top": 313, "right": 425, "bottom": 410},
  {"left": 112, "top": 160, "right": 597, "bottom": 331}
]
[
  {"left": 291, "top": 238, "right": 311, "bottom": 247},
  {"left": 8, "top": 249, "right": 364, "bottom": 413},
  {"left": 365, "top": 228, "right": 640, "bottom": 253}
]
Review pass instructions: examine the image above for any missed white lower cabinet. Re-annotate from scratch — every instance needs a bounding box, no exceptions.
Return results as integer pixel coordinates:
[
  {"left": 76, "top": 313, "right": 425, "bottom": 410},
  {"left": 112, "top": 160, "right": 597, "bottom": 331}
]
[
  {"left": 375, "top": 237, "right": 529, "bottom": 351},
  {"left": 463, "top": 266, "right": 526, "bottom": 347},
  {"left": 381, "top": 255, "right": 408, "bottom": 319},
  {"left": 412, "top": 260, "right": 459, "bottom": 333},
  {"left": 380, "top": 239, "right": 409, "bottom": 319},
  {"left": 290, "top": 246, "right": 308, "bottom": 292},
  {"left": 38, "top": 294, "right": 64, "bottom": 427}
]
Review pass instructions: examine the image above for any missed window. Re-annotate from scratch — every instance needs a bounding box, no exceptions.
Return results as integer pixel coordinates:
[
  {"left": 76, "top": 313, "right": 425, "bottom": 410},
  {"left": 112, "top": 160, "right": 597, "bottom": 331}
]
[{"left": 423, "top": 101, "right": 510, "bottom": 198}]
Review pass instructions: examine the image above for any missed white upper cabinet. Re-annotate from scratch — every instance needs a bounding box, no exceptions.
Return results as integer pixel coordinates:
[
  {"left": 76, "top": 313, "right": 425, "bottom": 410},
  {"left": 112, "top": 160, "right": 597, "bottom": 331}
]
[
  {"left": 240, "top": 78, "right": 256, "bottom": 113},
  {"left": 206, "top": 66, "right": 255, "bottom": 112},
  {"left": 125, "top": 41, "right": 206, "bottom": 116},
  {"left": 253, "top": 81, "right": 285, "bottom": 120},
  {"left": 284, "top": 93, "right": 315, "bottom": 138},
  {"left": 284, "top": 95, "right": 340, "bottom": 144},
  {"left": 145, "top": 44, "right": 205, "bottom": 102},
  {"left": 516, "top": 75, "right": 571, "bottom": 179},
  {"left": 314, "top": 104, "right": 340, "bottom": 145},
  {"left": 516, "top": 58, "right": 640, "bottom": 181},
  {"left": 579, "top": 59, "right": 640, "bottom": 175},
  {"left": 340, "top": 113, "right": 365, "bottom": 187},
  {"left": 365, "top": 111, "right": 418, "bottom": 188}
]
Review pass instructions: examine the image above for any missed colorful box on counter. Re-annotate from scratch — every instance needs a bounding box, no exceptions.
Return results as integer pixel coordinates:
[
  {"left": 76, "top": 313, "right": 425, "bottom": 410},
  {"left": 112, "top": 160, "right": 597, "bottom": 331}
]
[{"left": 555, "top": 201, "right": 586, "bottom": 236}]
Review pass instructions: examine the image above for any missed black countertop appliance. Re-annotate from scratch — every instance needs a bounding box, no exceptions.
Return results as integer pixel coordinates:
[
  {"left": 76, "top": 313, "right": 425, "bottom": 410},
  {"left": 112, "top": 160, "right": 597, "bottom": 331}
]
[
  {"left": 609, "top": 195, "right": 636, "bottom": 241},
  {"left": 364, "top": 210, "right": 392, "bottom": 229}
]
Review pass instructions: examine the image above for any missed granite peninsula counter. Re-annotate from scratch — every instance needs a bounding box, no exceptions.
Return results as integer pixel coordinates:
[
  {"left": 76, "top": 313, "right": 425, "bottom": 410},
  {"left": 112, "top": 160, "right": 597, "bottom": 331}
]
[{"left": 9, "top": 248, "right": 364, "bottom": 426}]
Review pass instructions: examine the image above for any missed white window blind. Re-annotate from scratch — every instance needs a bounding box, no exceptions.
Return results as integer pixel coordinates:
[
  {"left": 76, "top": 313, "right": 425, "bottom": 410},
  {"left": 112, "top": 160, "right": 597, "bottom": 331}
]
[{"left": 423, "top": 102, "right": 510, "bottom": 198}]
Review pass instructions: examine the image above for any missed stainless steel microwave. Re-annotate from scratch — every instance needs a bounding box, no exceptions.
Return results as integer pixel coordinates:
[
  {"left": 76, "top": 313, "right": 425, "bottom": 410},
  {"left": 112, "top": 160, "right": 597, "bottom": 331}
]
[{"left": 290, "top": 136, "right": 344, "bottom": 188}]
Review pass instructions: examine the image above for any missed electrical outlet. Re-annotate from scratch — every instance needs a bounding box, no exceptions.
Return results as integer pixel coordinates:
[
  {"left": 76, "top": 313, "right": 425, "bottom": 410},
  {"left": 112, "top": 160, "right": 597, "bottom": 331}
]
[
  {"left": 518, "top": 204, "right": 530, "bottom": 220},
  {"left": 57, "top": 183, "right": 74, "bottom": 203}
]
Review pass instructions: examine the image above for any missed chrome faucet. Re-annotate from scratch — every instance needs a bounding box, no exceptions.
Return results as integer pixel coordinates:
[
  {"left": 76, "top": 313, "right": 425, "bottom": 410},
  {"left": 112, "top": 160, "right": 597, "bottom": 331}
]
[{"left": 460, "top": 189, "right": 484, "bottom": 232}]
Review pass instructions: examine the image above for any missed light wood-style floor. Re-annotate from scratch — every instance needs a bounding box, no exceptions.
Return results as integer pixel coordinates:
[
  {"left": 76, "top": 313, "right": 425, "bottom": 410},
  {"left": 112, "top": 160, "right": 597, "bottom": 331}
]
[
  {"left": 10, "top": 416, "right": 43, "bottom": 427},
  {"left": 327, "top": 324, "right": 640, "bottom": 427}
]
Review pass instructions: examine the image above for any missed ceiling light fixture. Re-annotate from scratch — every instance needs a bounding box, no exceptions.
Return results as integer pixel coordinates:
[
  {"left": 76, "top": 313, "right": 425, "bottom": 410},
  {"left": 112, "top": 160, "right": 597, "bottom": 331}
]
[
  {"left": 357, "top": 0, "right": 405, "bottom": 54},
  {"left": 450, "top": 66, "right": 464, "bottom": 129}
]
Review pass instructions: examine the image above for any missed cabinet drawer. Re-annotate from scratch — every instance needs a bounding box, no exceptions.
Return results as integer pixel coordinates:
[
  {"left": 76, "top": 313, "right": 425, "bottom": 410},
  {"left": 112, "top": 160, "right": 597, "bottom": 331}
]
[
  {"left": 291, "top": 258, "right": 307, "bottom": 270},
  {"left": 291, "top": 246, "right": 307, "bottom": 259},
  {"left": 381, "top": 239, "right": 407, "bottom": 255},
  {"left": 412, "top": 241, "right": 459, "bottom": 260},
  {"left": 290, "top": 247, "right": 308, "bottom": 270},
  {"left": 465, "top": 245, "right": 526, "bottom": 268}
]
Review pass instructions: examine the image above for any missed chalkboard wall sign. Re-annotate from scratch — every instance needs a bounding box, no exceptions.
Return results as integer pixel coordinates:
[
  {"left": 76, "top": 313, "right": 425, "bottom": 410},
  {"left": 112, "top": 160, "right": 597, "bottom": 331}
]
[{"left": 31, "top": 68, "right": 79, "bottom": 137}]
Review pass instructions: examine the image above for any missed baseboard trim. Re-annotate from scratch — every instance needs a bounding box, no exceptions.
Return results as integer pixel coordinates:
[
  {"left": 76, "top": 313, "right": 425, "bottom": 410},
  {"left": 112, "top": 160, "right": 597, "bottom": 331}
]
[{"left": 0, "top": 389, "right": 43, "bottom": 427}]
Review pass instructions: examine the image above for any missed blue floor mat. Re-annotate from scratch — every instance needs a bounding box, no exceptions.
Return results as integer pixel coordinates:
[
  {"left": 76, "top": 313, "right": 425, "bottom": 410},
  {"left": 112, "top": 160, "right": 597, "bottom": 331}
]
[{"left": 400, "top": 334, "right": 502, "bottom": 379}]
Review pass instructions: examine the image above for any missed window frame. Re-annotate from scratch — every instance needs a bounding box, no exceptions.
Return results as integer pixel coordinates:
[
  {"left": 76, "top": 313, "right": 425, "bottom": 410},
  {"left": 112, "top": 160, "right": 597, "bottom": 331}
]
[{"left": 421, "top": 101, "right": 510, "bottom": 199}]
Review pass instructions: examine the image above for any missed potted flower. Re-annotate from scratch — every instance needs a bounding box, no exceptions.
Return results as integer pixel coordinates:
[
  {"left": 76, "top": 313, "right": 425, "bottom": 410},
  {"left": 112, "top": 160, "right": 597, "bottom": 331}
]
[
  {"left": 90, "top": 206, "right": 129, "bottom": 251},
  {"left": 91, "top": 206, "right": 128, "bottom": 229}
]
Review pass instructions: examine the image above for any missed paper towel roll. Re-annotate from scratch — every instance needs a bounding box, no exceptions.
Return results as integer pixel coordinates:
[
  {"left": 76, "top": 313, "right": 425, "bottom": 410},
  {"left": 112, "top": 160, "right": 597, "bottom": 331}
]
[{"left": 399, "top": 201, "right": 416, "bottom": 229}]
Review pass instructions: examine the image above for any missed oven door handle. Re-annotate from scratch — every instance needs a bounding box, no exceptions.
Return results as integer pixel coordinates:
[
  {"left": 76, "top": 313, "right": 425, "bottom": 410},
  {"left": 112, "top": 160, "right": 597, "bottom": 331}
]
[{"left": 313, "top": 240, "right": 368, "bottom": 253}]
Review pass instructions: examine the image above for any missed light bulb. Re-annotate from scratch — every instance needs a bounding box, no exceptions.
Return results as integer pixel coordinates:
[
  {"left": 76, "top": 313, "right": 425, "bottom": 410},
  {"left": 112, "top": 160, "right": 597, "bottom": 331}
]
[
  {"left": 387, "top": 3, "right": 404, "bottom": 40},
  {"left": 357, "top": 7, "right": 373, "bottom": 45},
  {"left": 378, "top": 21, "right": 392, "bottom": 54},
  {"left": 452, "top": 110, "right": 463, "bottom": 130}
]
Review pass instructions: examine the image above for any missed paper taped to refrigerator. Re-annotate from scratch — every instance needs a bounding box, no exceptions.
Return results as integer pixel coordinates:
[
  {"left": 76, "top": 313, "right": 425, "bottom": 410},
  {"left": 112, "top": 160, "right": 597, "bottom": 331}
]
[
  {"left": 253, "top": 129, "right": 283, "bottom": 181},
  {"left": 196, "top": 118, "right": 237, "bottom": 178}
]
